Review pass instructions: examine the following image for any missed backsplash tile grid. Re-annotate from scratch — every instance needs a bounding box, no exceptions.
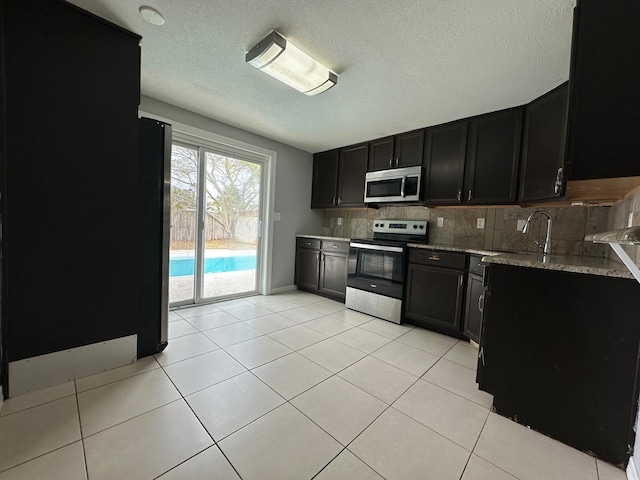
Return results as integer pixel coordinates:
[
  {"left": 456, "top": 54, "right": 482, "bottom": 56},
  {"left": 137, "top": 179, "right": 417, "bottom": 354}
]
[{"left": 322, "top": 205, "right": 611, "bottom": 257}]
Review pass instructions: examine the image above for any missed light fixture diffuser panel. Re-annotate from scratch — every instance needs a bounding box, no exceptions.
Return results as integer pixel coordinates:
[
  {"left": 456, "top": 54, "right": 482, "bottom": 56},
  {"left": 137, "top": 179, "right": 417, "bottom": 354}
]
[{"left": 246, "top": 31, "right": 337, "bottom": 95}]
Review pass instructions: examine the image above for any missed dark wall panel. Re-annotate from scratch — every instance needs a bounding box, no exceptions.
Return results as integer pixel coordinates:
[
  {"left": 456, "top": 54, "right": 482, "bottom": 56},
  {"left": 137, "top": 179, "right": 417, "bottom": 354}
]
[{"left": 3, "top": 0, "right": 141, "bottom": 360}]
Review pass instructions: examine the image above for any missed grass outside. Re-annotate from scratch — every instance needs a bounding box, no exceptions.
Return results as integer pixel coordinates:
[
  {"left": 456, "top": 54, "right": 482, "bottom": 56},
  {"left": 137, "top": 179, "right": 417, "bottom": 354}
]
[{"left": 170, "top": 239, "right": 256, "bottom": 250}]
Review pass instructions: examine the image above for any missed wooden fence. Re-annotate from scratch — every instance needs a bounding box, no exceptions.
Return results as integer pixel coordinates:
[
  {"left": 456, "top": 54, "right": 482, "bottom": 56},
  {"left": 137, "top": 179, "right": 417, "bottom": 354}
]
[{"left": 170, "top": 211, "right": 258, "bottom": 245}]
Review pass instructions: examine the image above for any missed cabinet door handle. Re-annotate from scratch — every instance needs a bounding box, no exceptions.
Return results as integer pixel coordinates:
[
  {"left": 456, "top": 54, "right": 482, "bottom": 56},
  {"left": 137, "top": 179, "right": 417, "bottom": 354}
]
[
  {"left": 459, "top": 275, "right": 463, "bottom": 287},
  {"left": 554, "top": 167, "right": 564, "bottom": 195},
  {"left": 478, "top": 293, "right": 485, "bottom": 313},
  {"left": 370, "top": 283, "right": 377, "bottom": 288},
  {"left": 428, "top": 255, "right": 440, "bottom": 261},
  {"left": 395, "top": 156, "right": 400, "bottom": 167},
  {"left": 457, "top": 191, "right": 462, "bottom": 202},
  {"left": 389, "top": 157, "right": 393, "bottom": 168},
  {"left": 332, "top": 244, "right": 339, "bottom": 248},
  {"left": 306, "top": 242, "right": 312, "bottom": 246},
  {"left": 468, "top": 190, "right": 473, "bottom": 201}
]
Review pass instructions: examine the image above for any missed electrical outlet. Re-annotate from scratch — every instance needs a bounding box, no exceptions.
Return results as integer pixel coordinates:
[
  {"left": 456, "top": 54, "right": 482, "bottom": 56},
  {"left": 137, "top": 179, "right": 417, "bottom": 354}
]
[
  {"left": 437, "top": 217, "right": 444, "bottom": 228},
  {"left": 337, "top": 217, "right": 343, "bottom": 226},
  {"left": 629, "top": 212, "right": 634, "bottom": 227},
  {"left": 517, "top": 219, "right": 527, "bottom": 232},
  {"left": 477, "top": 218, "right": 485, "bottom": 229},
  {"left": 274, "top": 212, "right": 281, "bottom": 221}
]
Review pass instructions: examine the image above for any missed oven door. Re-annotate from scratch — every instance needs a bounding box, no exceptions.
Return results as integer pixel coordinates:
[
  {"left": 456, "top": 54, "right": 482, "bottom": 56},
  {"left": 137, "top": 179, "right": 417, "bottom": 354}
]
[
  {"left": 346, "top": 242, "right": 406, "bottom": 323},
  {"left": 347, "top": 242, "right": 405, "bottom": 299}
]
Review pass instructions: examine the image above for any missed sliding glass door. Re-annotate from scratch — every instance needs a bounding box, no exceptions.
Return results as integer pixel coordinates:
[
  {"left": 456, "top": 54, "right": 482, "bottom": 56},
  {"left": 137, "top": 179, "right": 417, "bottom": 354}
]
[{"left": 169, "top": 141, "right": 264, "bottom": 306}]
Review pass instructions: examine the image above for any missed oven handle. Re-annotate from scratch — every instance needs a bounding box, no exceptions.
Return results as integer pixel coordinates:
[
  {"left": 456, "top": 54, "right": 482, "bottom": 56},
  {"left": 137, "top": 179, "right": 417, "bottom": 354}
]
[{"left": 349, "top": 242, "right": 404, "bottom": 253}]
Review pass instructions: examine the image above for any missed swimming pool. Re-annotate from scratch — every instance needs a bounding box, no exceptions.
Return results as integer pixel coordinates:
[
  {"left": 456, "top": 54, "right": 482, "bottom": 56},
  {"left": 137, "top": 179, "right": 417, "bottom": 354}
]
[{"left": 169, "top": 255, "right": 256, "bottom": 277}]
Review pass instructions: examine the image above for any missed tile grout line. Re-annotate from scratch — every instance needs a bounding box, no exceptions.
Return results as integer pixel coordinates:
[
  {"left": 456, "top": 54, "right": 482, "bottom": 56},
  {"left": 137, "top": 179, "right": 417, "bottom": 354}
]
[{"left": 156, "top": 361, "right": 246, "bottom": 480}]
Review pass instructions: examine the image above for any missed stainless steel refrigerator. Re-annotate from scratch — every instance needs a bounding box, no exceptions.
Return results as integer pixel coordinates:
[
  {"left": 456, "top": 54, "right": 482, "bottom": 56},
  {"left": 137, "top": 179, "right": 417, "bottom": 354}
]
[{"left": 138, "top": 117, "right": 171, "bottom": 357}]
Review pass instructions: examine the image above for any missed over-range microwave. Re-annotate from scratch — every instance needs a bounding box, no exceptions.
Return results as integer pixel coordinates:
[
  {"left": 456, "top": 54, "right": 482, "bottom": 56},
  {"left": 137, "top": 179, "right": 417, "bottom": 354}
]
[{"left": 364, "top": 166, "right": 423, "bottom": 204}]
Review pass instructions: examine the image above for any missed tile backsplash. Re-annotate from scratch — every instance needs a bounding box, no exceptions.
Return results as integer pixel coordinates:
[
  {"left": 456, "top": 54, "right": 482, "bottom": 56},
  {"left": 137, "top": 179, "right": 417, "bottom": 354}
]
[
  {"left": 608, "top": 185, "right": 640, "bottom": 267},
  {"left": 322, "top": 205, "right": 611, "bottom": 257}
]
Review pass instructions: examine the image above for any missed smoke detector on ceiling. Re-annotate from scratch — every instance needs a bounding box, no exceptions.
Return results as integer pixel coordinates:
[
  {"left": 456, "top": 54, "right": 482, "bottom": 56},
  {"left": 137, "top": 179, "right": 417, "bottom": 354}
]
[{"left": 139, "top": 6, "right": 165, "bottom": 26}]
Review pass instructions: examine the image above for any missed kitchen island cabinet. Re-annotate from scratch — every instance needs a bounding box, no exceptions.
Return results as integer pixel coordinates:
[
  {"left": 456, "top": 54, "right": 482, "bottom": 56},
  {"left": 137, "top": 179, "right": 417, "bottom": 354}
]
[{"left": 478, "top": 262, "right": 640, "bottom": 466}]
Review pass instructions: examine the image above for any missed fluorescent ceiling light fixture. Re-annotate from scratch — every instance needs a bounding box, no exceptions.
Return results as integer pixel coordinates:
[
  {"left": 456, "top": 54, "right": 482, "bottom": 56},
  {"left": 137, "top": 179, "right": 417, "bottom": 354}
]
[{"left": 246, "top": 31, "right": 337, "bottom": 95}]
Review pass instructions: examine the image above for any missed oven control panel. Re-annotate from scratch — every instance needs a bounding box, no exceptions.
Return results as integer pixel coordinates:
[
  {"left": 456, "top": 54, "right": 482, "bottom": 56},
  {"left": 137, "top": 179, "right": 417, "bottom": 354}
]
[{"left": 372, "top": 220, "right": 427, "bottom": 236}]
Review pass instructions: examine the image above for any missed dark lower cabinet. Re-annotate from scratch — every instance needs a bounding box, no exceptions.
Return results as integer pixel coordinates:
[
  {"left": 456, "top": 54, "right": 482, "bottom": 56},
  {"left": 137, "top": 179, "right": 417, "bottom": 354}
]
[
  {"left": 404, "top": 250, "right": 467, "bottom": 337},
  {"left": 295, "top": 238, "right": 348, "bottom": 302},
  {"left": 295, "top": 239, "right": 321, "bottom": 291},
  {"left": 519, "top": 83, "right": 569, "bottom": 203},
  {"left": 463, "top": 272, "right": 484, "bottom": 344},
  {"left": 479, "top": 263, "right": 640, "bottom": 466},
  {"left": 319, "top": 252, "right": 348, "bottom": 300}
]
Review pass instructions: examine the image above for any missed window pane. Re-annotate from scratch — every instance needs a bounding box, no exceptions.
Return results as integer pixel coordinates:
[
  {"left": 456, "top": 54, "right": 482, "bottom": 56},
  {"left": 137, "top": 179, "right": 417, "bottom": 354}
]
[{"left": 169, "top": 144, "right": 198, "bottom": 303}]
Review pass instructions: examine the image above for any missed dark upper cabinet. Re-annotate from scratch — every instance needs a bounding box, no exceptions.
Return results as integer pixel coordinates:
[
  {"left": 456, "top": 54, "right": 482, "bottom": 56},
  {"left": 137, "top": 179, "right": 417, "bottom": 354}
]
[
  {"left": 519, "top": 83, "right": 569, "bottom": 203},
  {"left": 368, "top": 136, "right": 395, "bottom": 171},
  {"left": 311, "top": 149, "right": 339, "bottom": 208},
  {"left": 566, "top": 0, "right": 640, "bottom": 181},
  {"left": 368, "top": 130, "right": 424, "bottom": 171},
  {"left": 423, "top": 120, "right": 468, "bottom": 205},
  {"left": 338, "top": 143, "right": 368, "bottom": 207},
  {"left": 394, "top": 130, "right": 425, "bottom": 168},
  {"left": 464, "top": 108, "right": 523, "bottom": 204}
]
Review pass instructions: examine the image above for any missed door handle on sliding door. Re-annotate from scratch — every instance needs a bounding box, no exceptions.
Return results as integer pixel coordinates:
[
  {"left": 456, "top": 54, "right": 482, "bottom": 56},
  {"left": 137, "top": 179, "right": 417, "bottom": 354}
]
[{"left": 258, "top": 220, "right": 263, "bottom": 237}]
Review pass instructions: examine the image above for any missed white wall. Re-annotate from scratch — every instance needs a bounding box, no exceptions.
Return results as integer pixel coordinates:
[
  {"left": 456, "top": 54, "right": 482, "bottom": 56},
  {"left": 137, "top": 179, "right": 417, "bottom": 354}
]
[{"left": 140, "top": 95, "right": 323, "bottom": 291}]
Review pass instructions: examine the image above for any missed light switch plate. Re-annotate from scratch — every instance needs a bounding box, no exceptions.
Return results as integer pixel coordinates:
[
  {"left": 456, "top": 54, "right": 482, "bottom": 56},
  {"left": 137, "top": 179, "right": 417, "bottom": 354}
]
[
  {"left": 337, "top": 217, "right": 343, "bottom": 226},
  {"left": 477, "top": 218, "right": 485, "bottom": 229},
  {"left": 274, "top": 212, "right": 281, "bottom": 221},
  {"left": 437, "top": 217, "right": 444, "bottom": 228},
  {"left": 517, "top": 219, "right": 526, "bottom": 232}
]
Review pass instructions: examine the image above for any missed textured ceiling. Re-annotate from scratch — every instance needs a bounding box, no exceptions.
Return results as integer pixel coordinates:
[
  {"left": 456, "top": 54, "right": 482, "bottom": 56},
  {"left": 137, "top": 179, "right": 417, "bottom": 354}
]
[{"left": 68, "top": 0, "right": 576, "bottom": 153}]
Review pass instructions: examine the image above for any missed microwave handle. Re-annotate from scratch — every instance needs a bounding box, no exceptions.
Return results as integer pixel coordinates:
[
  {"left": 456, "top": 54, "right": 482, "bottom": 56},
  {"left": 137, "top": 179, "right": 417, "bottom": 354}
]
[{"left": 400, "top": 175, "right": 407, "bottom": 198}]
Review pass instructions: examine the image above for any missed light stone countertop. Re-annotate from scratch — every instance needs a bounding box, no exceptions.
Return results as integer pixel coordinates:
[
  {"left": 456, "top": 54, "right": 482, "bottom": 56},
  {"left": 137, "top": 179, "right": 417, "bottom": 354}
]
[
  {"left": 407, "top": 243, "right": 500, "bottom": 257},
  {"left": 296, "top": 234, "right": 350, "bottom": 242},
  {"left": 297, "top": 234, "right": 633, "bottom": 279},
  {"left": 482, "top": 252, "right": 633, "bottom": 279}
]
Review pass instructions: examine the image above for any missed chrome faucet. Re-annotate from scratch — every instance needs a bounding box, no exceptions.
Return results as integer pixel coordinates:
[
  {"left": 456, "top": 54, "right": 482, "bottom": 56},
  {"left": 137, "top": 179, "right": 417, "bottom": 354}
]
[{"left": 522, "top": 211, "right": 553, "bottom": 255}]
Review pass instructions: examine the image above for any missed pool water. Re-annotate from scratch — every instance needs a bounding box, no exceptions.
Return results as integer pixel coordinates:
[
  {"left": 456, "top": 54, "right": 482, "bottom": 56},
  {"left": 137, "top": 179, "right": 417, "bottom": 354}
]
[{"left": 169, "top": 255, "right": 256, "bottom": 277}]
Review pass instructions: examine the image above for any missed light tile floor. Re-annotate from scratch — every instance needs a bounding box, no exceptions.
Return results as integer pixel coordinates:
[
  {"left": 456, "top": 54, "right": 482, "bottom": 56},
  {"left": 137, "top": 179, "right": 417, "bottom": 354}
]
[{"left": 0, "top": 290, "right": 628, "bottom": 480}]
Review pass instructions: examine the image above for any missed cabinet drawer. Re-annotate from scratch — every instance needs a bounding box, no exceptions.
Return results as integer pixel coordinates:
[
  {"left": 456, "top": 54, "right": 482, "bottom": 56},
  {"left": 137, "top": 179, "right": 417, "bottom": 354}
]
[
  {"left": 297, "top": 237, "right": 321, "bottom": 250},
  {"left": 409, "top": 249, "right": 467, "bottom": 270},
  {"left": 321, "top": 240, "right": 349, "bottom": 254},
  {"left": 469, "top": 255, "right": 485, "bottom": 275}
]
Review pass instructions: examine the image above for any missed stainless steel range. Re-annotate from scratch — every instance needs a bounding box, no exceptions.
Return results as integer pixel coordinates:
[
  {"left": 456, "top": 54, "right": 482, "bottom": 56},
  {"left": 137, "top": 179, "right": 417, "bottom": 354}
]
[{"left": 345, "top": 220, "right": 427, "bottom": 324}]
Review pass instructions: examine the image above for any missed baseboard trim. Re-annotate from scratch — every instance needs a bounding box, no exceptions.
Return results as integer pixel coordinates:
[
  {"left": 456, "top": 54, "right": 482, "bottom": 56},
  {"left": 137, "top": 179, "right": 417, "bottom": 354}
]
[
  {"left": 268, "top": 285, "right": 297, "bottom": 295},
  {"left": 628, "top": 456, "right": 638, "bottom": 480},
  {"left": 8, "top": 335, "right": 137, "bottom": 397}
]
